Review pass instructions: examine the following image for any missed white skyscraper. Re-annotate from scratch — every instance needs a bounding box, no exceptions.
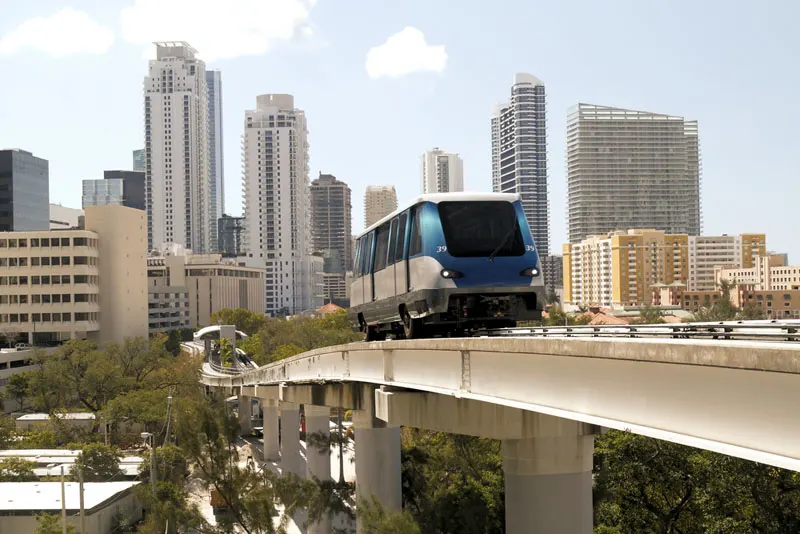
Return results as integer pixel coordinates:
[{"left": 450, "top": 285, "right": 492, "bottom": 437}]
[
  {"left": 421, "top": 148, "right": 464, "bottom": 194},
  {"left": 242, "top": 94, "right": 320, "bottom": 315},
  {"left": 144, "top": 42, "right": 211, "bottom": 253},
  {"left": 206, "top": 70, "right": 225, "bottom": 252}
]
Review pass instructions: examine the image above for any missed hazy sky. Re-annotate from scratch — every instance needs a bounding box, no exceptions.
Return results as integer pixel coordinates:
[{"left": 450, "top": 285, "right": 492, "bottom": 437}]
[{"left": 1, "top": 0, "right": 798, "bottom": 259}]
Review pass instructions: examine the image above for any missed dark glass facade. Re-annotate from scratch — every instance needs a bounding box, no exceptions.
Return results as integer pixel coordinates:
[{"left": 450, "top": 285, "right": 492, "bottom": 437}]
[
  {"left": 0, "top": 149, "right": 49, "bottom": 231},
  {"left": 104, "top": 170, "right": 145, "bottom": 211},
  {"left": 218, "top": 214, "right": 244, "bottom": 257}
]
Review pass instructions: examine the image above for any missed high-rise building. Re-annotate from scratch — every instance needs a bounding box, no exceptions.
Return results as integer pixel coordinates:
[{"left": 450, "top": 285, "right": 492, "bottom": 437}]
[
  {"left": 217, "top": 214, "right": 244, "bottom": 257},
  {"left": 688, "top": 234, "right": 765, "bottom": 291},
  {"left": 206, "top": 70, "right": 224, "bottom": 251},
  {"left": 144, "top": 42, "right": 211, "bottom": 253},
  {"left": 421, "top": 148, "right": 464, "bottom": 194},
  {"left": 0, "top": 149, "right": 49, "bottom": 231},
  {"left": 132, "top": 149, "right": 145, "bottom": 172},
  {"left": 364, "top": 185, "right": 397, "bottom": 228},
  {"left": 82, "top": 171, "right": 145, "bottom": 211},
  {"left": 242, "top": 94, "right": 319, "bottom": 315},
  {"left": 491, "top": 74, "right": 550, "bottom": 272},
  {"left": 310, "top": 173, "right": 352, "bottom": 302},
  {"left": 566, "top": 103, "right": 701, "bottom": 243}
]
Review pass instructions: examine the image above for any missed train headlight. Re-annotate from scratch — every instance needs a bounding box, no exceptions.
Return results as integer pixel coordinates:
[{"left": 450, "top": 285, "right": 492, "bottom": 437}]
[
  {"left": 440, "top": 269, "right": 464, "bottom": 279},
  {"left": 520, "top": 267, "right": 540, "bottom": 277}
]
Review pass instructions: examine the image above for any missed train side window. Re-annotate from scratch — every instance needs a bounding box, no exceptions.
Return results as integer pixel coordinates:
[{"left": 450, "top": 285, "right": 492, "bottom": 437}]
[
  {"left": 360, "top": 233, "right": 372, "bottom": 275},
  {"left": 409, "top": 207, "right": 422, "bottom": 257},
  {"left": 395, "top": 213, "right": 408, "bottom": 262},
  {"left": 374, "top": 224, "right": 390, "bottom": 272},
  {"left": 353, "top": 238, "right": 362, "bottom": 276},
  {"left": 387, "top": 219, "right": 398, "bottom": 266}
]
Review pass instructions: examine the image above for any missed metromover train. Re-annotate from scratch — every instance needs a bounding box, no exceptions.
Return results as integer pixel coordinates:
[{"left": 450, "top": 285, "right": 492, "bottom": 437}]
[{"left": 349, "top": 192, "right": 545, "bottom": 340}]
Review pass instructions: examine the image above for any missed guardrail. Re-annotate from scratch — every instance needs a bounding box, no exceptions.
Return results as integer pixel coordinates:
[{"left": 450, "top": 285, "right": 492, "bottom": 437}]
[{"left": 486, "top": 320, "right": 800, "bottom": 342}]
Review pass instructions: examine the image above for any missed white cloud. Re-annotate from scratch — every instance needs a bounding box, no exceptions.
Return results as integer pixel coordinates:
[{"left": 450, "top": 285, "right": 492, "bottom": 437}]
[
  {"left": 365, "top": 27, "right": 447, "bottom": 80},
  {"left": 0, "top": 7, "right": 114, "bottom": 58},
  {"left": 120, "top": 0, "right": 318, "bottom": 61}
]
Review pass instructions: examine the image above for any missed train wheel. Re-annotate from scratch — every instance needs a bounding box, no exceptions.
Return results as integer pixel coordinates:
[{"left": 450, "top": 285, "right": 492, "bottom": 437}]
[
  {"left": 402, "top": 312, "right": 425, "bottom": 339},
  {"left": 366, "top": 325, "right": 385, "bottom": 342}
]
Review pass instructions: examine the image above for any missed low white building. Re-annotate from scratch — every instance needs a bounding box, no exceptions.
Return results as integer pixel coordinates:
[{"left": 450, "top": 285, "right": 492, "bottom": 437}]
[
  {"left": 15, "top": 413, "right": 96, "bottom": 432},
  {"left": 0, "top": 481, "right": 142, "bottom": 533}
]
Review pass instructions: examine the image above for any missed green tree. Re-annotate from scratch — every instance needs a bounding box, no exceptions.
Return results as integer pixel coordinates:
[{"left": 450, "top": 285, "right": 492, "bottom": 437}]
[
  {"left": 210, "top": 308, "right": 268, "bottom": 336},
  {"left": 6, "top": 372, "right": 29, "bottom": 409},
  {"left": 35, "top": 513, "right": 77, "bottom": 534},
  {"left": 738, "top": 300, "right": 767, "bottom": 320},
  {"left": 593, "top": 431, "right": 710, "bottom": 533},
  {"left": 401, "top": 429, "right": 504, "bottom": 533},
  {"left": 0, "top": 457, "right": 38, "bottom": 481},
  {"left": 692, "top": 279, "right": 739, "bottom": 322},
  {"left": 73, "top": 443, "right": 123, "bottom": 482},
  {"left": 637, "top": 305, "right": 666, "bottom": 324},
  {"left": 358, "top": 496, "right": 421, "bottom": 534}
]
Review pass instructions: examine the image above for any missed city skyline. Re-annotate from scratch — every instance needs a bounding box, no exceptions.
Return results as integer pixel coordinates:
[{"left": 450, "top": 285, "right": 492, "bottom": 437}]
[{"left": 1, "top": 1, "right": 798, "bottom": 261}]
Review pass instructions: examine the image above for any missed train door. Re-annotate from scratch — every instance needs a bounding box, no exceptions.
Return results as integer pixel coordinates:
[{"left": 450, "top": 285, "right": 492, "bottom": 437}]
[
  {"left": 351, "top": 237, "right": 364, "bottom": 306},
  {"left": 387, "top": 218, "right": 399, "bottom": 296},
  {"left": 372, "top": 222, "right": 394, "bottom": 301},
  {"left": 406, "top": 206, "right": 422, "bottom": 293},
  {"left": 363, "top": 232, "right": 375, "bottom": 303},
  {"left": 393, "top": 212, "right": 408, "bottom": 299}
]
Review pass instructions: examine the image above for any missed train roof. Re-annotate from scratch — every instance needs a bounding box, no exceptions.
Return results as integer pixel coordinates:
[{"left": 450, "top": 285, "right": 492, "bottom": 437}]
[{"left": 359, "top": 192, "right": 520, "bottom": 236}]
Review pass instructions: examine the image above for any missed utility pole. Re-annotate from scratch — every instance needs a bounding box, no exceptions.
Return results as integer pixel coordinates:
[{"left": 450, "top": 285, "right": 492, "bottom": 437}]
[
  {"left": 150, "top": 436, "right": 157, "bottom": 498},
  {"left": 164, "top": 391, "right": 173, "bottom": 445},
  {"left": 78, "top": 468, "right": 86, "bottom": 534},
  {"left": 60, "top": 465, "right": 67, "bottom": 534}
]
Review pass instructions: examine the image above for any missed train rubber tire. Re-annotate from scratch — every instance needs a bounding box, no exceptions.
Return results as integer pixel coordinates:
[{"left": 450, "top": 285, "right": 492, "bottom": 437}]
[
  {"left": 402, "top": 312, "right": 425, "bottom": 339},
  {"left": 366, "top": 325, "right": 385, "bottom": 342}
]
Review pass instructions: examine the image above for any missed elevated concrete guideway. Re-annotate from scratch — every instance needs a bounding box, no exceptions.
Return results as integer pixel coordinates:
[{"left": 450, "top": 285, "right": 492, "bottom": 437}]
[
  {"left": 200, "top": 334, "right": 800, "bottom": 533},
  {"left": 203, "top": 336, "right": 800, "bottom": 470}
]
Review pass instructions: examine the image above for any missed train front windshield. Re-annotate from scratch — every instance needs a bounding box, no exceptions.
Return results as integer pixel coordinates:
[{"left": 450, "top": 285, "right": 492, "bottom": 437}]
[{"left": 438, "top": 201, "right": 525, "bottom": 258}]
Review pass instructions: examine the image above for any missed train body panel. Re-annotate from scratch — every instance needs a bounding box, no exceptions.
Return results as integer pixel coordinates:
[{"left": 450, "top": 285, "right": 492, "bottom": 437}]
[{"left": 349, "top": 193, "right": 545, "bottom": 337}]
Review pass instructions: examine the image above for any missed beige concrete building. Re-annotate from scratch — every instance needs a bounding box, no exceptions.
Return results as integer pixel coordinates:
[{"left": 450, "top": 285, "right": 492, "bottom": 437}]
[
  {"left": 732, "top": 286, "right": 800, "bottom": 320},
  {"left": 688, "top": 234, "right": 765, "bottom": 291},
  {"left": 364, "top": 185, "right": 397, "bottom": 228},
  {"left": 147, "top": 244, "right": 264, "bottom": 329},
  {"left": 147, "top": 252, "right": 190, "bottom": 333},
  {"left": 715, "top": 254, "right": 800, "bottom": 291},
  {"left": 0, "top": 205, "right": 147, "bottom": 345}
]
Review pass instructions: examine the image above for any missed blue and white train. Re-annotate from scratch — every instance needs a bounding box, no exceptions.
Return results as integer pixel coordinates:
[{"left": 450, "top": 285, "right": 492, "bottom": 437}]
[{"left": 349, "top": 192, "right": 545, "bottom": 340}]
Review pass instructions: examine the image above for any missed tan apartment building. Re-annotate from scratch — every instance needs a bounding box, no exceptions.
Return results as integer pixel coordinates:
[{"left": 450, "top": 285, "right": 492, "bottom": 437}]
[
  {"left": 364, "top": 185, "right": 397, "bottom": 228},
  {"left": 147, "top": 244, "right": 264, "bottom": 329},
  {"left": 0, "top": 205, "right": 147, "bottom": 345},
  {"left": 688, "top": 234, "right": 765, "bottom": 291},
  {"left": 565, "top": 230, "right": 766, "bottom": 308},
  {"left": 563, "top": 229, "right": 688, "bottom": 308}
]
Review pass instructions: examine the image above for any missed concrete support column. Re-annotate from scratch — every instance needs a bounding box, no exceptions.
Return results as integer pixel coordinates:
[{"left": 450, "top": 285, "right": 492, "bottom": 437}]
[
  {"left": 305, "top": 405, "right": 332, "bottom": 534},
  {"left": 502, "top": 423, "right": 596, "bottom": 534},
  {"left": 353, "top": 388, "right": 402, "bottom": 533},
  {"left": 238, "top": 395, "right": 253, "bottom": 437},
  {"left": 280, "top": 401, "right": 303, "bottom": 477},
  {"left": 262, "top": 401, "right": 280, "bottom": 462}
]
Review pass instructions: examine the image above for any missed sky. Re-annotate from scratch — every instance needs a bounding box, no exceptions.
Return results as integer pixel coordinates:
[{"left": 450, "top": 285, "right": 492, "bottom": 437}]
[{"left": 1, "top": 0, "right": 798, "bottom": 260}]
